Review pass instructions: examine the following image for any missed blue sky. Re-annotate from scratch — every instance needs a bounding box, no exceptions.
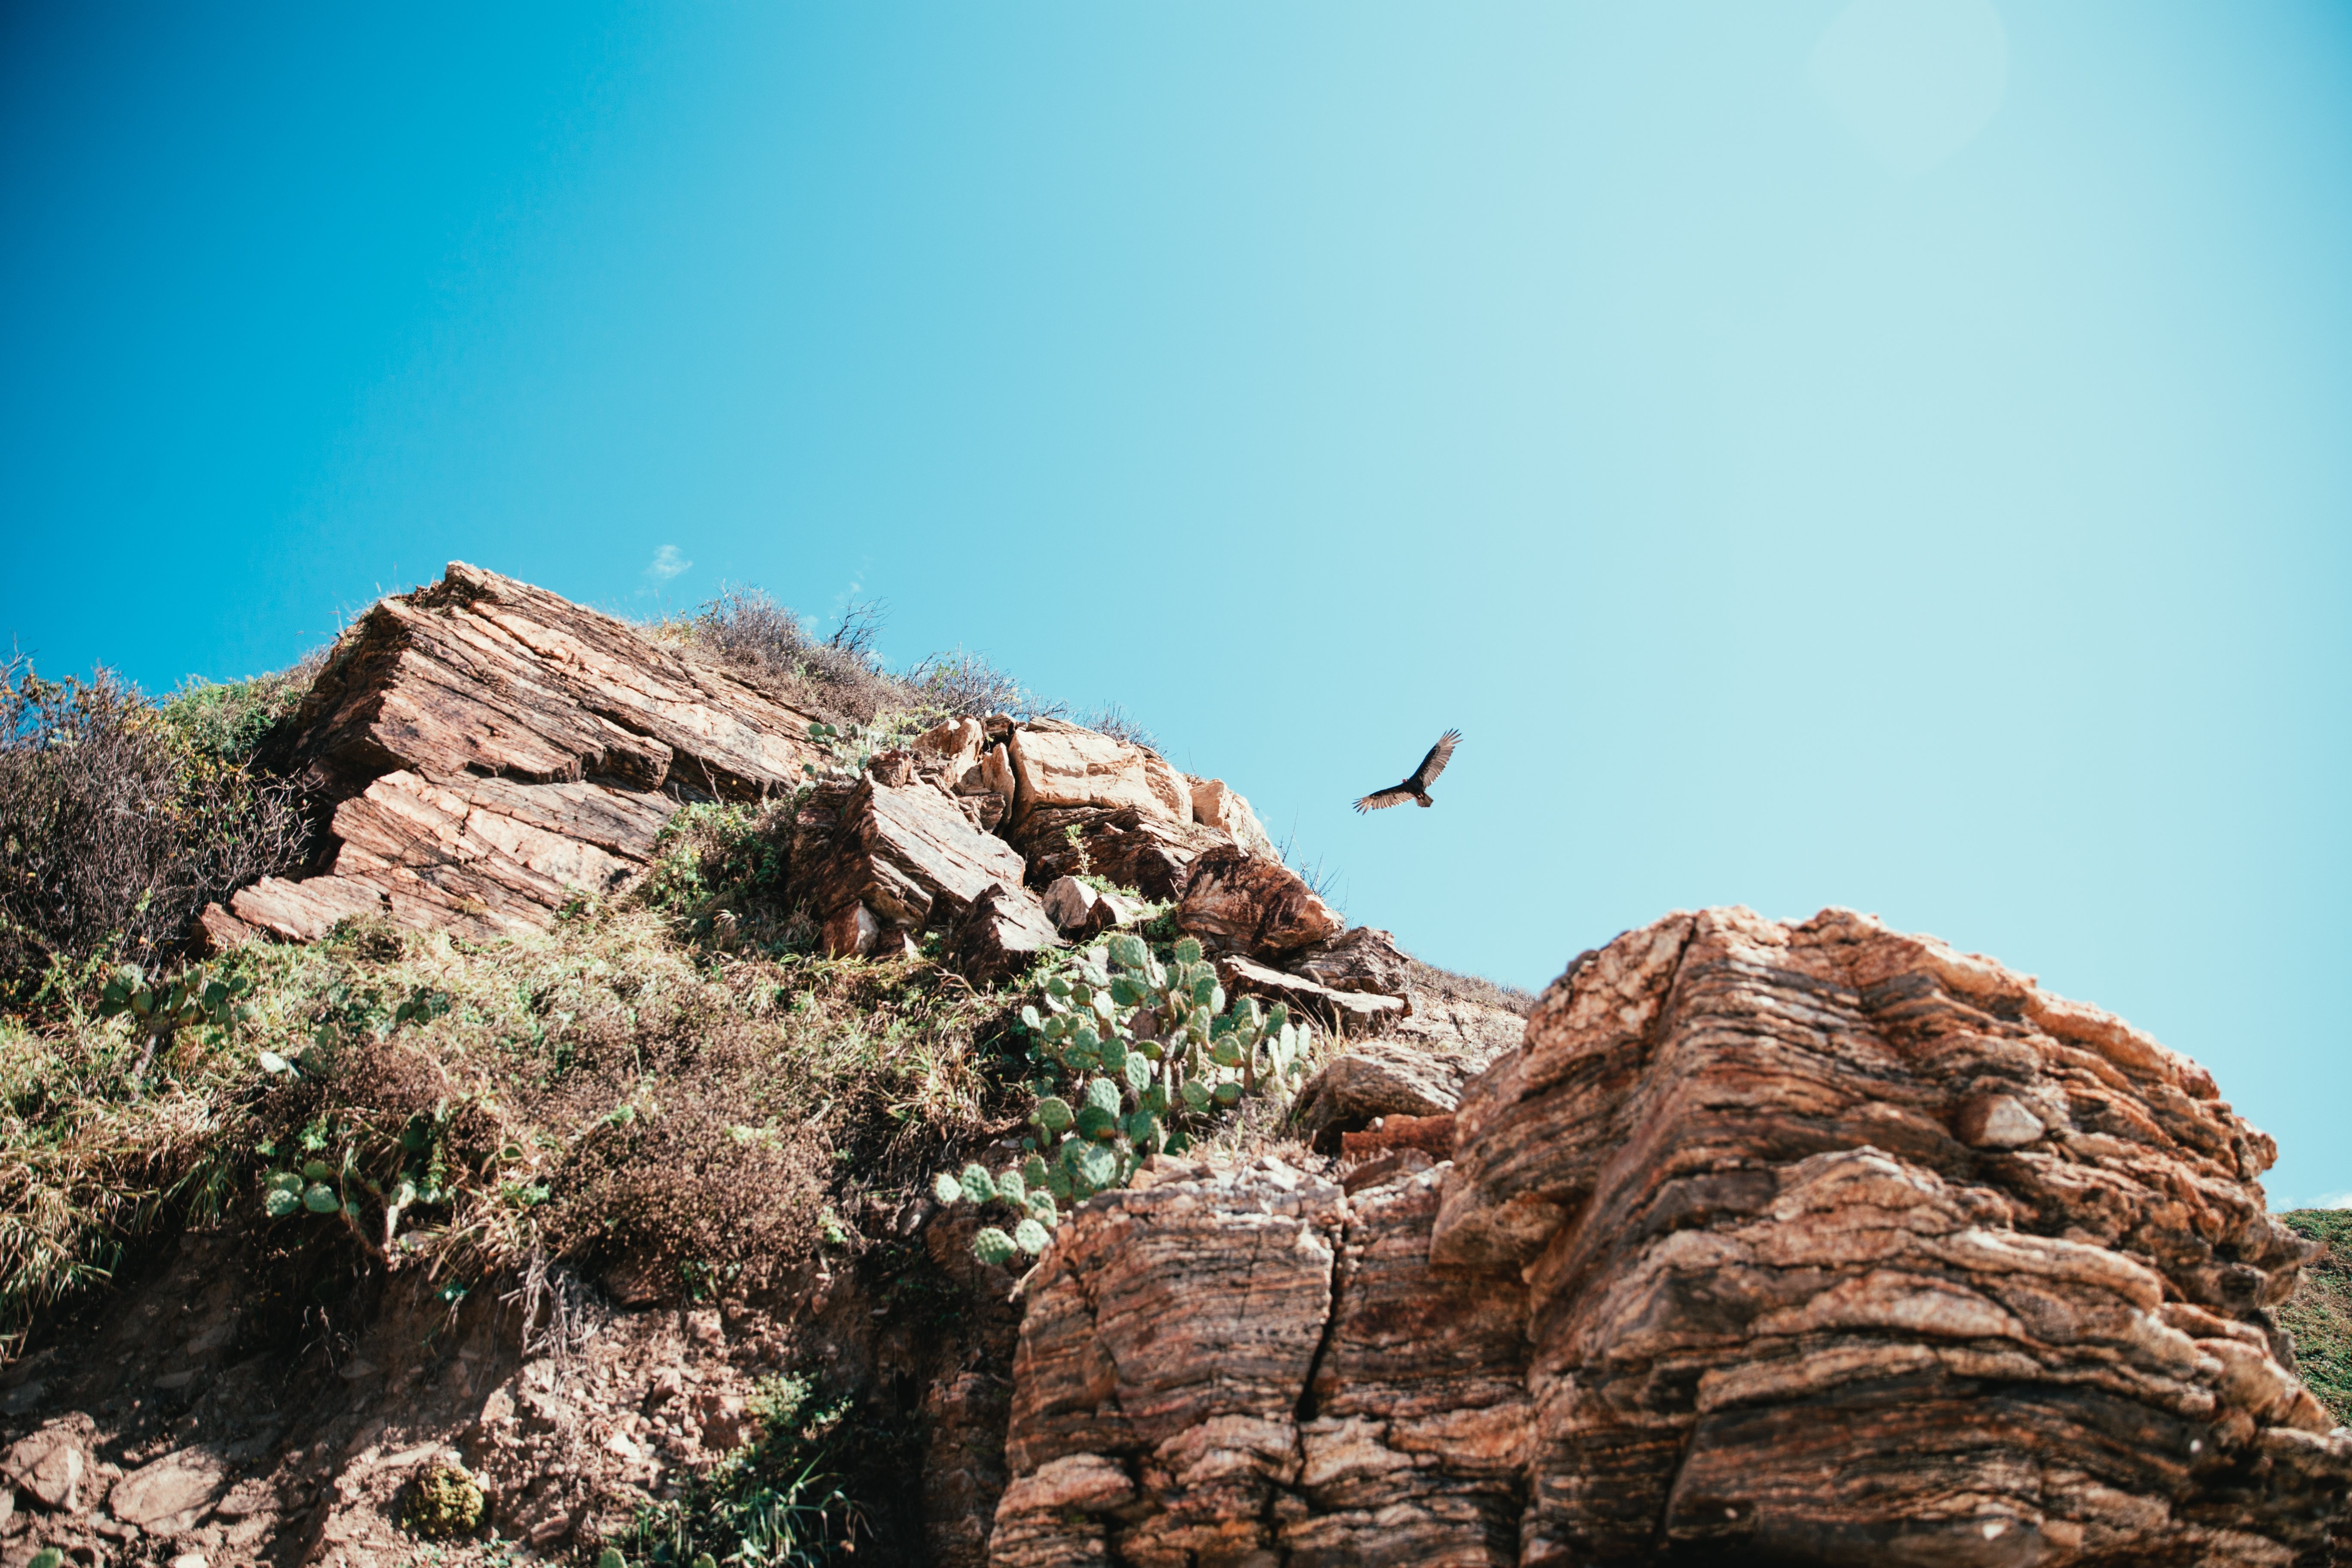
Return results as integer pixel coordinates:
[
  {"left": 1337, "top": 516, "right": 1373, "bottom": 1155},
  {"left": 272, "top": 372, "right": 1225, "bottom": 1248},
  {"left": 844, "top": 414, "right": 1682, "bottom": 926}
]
[{"left": 5, "top": 3, "right": 2350, "bottom": 1203}]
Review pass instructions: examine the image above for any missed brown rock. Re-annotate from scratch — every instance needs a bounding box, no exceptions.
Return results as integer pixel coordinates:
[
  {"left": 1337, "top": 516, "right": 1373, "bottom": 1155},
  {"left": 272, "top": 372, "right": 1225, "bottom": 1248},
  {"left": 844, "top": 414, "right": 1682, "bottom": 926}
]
[
  {"left": 2, "top": 1415, "right": 93, "bottom": 1511},
  {"left": 1284, "top": 1165, "right": 1529, "bottom": 1565},
  {"left": 990, "top": 908, "right": 2352, "bottom": 1567},
  {"left": 992, "top": 1158, "right": 1342, "bottom": 1568},
  {"left": 1425, "top": 906, "right": 2349, "bottom": 1564},
  {"left": 1290, "top": 925, "right": 1412, "bottom": 995},
  {"left": 1004, "top": 722, "right": 1184, "bottom": 825},
  {"left": 1216, "top": 953, "right": 1404, "bottom": 1037},
  {"left": 107, "top": 1446, "right": 227, "bottom": 1532},
  {"left": 1337, "top": 1112, "right": 1455, "bottom": 1164},
  {"left": 188, "top": 902, "right": 255, "bottom": 957},
  {"left": 227, "top": 873, "right": 386, "bottom": 943},
  {"left": 1038, "top": 876, "right": 1148, "bottom": 938},
  {"left": 278, "top": 561, "right": 821, "bottom": 800},
  {"left": 227, "top": 563, "right": 823, "bottom": 942},
  {"left": 318, "top": 769, "right": 678, "bottom": 940},
  {"left": 1175, "top": 845, "right": 1342, "bottom": 958},
  {"left": 951, "top": 884, "right": 1066, "bottom": 983},
  {"left": 1187, "top": 776, "right": 1275, "bottom": 860},
  {"left": 796, "top": 777, "right": 1029, "bottom": 950},
  {"left": 1013, "top": 806, "right": 1224, "bottom": 902},
  {"left": 1290, "top": 1030, "right": 1508, "bottom": 1152}
]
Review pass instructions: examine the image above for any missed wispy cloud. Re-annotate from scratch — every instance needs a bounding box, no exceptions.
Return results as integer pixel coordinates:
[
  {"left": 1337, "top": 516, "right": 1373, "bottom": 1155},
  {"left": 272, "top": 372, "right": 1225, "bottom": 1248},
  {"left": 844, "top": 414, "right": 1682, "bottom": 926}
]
[
  {"left": 2307, "top": 1191, "right": 2352, "bottom": 1210},
  {"left": 645, "top": 544, "right": 692, "bottom": 582}
]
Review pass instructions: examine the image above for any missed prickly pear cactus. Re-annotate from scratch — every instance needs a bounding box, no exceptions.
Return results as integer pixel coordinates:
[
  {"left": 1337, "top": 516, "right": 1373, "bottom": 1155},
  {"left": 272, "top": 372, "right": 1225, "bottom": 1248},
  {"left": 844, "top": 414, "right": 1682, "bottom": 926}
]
[{"left": 933, "top": 933, "right": 1315, "bottom": 1265}]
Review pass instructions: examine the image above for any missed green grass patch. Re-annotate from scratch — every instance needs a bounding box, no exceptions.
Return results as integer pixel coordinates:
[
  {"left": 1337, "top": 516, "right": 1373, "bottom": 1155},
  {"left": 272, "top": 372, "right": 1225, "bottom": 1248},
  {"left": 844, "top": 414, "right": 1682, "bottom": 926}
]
[{"left": 2278, "top": 1208, "right": 2352, "bottom": 1425}]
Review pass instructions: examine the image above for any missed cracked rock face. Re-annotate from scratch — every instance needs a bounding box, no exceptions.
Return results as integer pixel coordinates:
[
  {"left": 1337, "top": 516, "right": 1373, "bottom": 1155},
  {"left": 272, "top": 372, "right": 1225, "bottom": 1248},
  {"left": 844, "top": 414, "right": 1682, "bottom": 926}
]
[
  {"left": 992, "top": 908, "right": 2352, "bottom": 1567},
  {"left": 230, "top": 561, "right": 824, "bottom": 941}
]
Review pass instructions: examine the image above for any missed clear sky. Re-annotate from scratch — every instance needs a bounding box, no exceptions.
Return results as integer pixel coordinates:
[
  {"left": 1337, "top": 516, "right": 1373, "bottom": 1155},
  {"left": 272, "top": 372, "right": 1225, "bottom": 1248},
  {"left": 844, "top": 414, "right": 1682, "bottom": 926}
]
[{"left": 4, "top": 3, "right": 2349, "bottom": 1203}]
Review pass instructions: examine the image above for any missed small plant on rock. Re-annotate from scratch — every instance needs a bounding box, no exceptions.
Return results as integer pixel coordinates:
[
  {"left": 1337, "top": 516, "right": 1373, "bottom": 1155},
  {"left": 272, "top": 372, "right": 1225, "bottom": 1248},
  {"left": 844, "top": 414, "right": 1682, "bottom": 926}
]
[{"left": 934, "top": 934, "right": 1313, "bottom": 1265}]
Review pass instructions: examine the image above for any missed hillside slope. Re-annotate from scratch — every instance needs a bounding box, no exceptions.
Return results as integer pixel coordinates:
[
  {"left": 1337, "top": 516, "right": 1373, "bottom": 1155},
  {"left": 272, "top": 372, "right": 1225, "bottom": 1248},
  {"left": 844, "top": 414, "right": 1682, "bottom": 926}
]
[{"left": 0, "top": 568, "right": 1525, "bottom": 1568}]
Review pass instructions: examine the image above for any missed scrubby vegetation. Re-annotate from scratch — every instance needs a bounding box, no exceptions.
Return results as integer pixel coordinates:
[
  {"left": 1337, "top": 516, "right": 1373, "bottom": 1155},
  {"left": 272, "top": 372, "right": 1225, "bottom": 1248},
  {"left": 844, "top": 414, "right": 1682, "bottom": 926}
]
[
  {"left": 661, "top": 587, "right": 1064, "bottom": 728},
  {"left": 2280, "top": 1209, "right": 2352, "bottom": 1425},
  {"left": 0, "top": 659, "right": 312, "bottom": 1004},
  {"left": 0, "top": 584, "right": 1400, "bottom": 1566}
]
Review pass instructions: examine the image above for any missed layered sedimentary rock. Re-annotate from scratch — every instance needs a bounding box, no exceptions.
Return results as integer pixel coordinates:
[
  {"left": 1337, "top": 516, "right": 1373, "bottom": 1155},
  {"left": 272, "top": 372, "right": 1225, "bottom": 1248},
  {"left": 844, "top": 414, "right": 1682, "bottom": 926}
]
[
  {"left": 991, "top": 907, "right": 2352, "bottom": 1568},
  {"left": 218, "top": 566, "right": 1413, "bottom": 1025},
  {"left": 231, "top": 562, "right": 821, "bottom": 939},
  {"left": 1176, "top": 845, "right": 1344, "bottom": 959}
]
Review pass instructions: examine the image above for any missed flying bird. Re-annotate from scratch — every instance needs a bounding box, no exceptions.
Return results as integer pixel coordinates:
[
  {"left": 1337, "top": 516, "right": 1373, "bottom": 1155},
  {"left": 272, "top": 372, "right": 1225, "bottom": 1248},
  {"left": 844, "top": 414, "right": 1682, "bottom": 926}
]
[{"left": 1353, "top": 729, "right": 1462, "bottom": 813}]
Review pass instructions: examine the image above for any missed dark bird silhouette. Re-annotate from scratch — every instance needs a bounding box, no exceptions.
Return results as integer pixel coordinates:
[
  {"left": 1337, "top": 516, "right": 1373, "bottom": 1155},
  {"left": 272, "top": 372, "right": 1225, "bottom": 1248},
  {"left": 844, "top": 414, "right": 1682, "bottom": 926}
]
[{"left": 1354, "top": 729, "right": 1462, "bottom": 813}]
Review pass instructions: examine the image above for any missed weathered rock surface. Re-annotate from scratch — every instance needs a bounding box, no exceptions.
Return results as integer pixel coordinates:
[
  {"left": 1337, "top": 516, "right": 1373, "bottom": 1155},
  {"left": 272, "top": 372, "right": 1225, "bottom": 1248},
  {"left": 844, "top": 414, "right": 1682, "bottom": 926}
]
[
  {"left": 1215, "top": 953, "right": 1405, "bottom": 1037},
  {"left": 992, "top": 908, "right": 2352, "bottom": 1567},
  {"left": 235, "top": 562, "right": 824, "bottom": 940},
  {"left": 992, "top": 1158, "right": 1344, "bottom": 1568},
  {"left": 1007, "top": 721, "right": 1190, "bottom": 827},
  {"left": 3, "top": 1413, "right": 94, "bottom": 1510},
  {"left": 1175, "top": 845, "right": 1343, "bottom": 959},
  {"left": 1013, "top": 805, "right": 1227, "bottom": 903},
  {"left": 108, "top": 1446, "right": 229, "bottom": 1531},
  {"left": 796, "top": 775, "right": 1032, "bottom": 955},
  {"left": 1289, "top": 1025, "right": 1512, "bottom": 1152},
  {"left": 1041, "top": 876, "right": 1150, "bottom": 938},
  {"left": 953, "top": 883, "right": 1068, "bottom": 982},
  {"left": 1185, "top": 777, "right": 1275, "bottom": 861},
  {"left": 1291, "top": 925, "right": 1412, "bottom": 997},
  {"left": 279, "top": 562, "right": 822, "bottom": 800}
]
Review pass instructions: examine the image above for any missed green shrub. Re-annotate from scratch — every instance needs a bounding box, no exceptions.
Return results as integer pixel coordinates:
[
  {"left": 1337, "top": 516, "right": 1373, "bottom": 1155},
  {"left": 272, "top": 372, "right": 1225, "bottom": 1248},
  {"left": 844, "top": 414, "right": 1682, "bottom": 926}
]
[
  {"left": 0, "top": 660, "right": 309, "bottom": 1003},
  {"left": 158, "top": 660, "right": 317, "bottom": 762}
]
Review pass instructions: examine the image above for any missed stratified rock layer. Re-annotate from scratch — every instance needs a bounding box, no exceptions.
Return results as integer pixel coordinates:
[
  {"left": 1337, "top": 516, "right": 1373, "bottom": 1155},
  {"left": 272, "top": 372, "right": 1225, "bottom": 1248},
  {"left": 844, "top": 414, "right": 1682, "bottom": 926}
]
[
  {"left": 233, "top": 562, "right": 823, "bottom": 939},
  {"left": 991, "top": 907, "right": 2352, "bottom": 1568}
]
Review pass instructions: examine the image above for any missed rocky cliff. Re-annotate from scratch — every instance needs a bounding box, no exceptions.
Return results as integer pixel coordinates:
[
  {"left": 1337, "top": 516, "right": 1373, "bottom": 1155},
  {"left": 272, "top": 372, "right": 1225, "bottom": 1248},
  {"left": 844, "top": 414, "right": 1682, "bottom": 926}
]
[
  {"left": 994, "top": 908, "right": 2352, "bottom": 1567},
  {"left": 0, "top": 569, "right": 2343, "bottom": 1568}
]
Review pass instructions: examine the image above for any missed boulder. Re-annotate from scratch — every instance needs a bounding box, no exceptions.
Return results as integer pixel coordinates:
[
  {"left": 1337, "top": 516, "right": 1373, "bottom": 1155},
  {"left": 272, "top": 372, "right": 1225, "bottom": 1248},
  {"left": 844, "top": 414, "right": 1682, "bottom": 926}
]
[
  {"left": 317, "top": 769, "right": 677, "bottom": 940},
  {"left": 275, "top": 561, "right": 821, "bottom": 799},
  {"left": 1186, "top": 776, "right": 1274, "bottom": 861},
  {"left": 3, "top": 1415, "right": 94, "bottom": 1511},
  {"left": 796, "top": 777, "right": 1029, "bottom": 954},
  {"left": 1012, "top": 806, "right": 1225, "bottom": 903},
  {"left": 1174, "top": 845, "right": 1342, "bottom": 958},
  {"left": 228, "top": 873, "right": 387, "bottom": 944},
  {"left": 952, "top": 884, "right": 1066, "bottom": 983},
  {"left": 188, "top": 901, "right": 257, "bottom": 957},
  {"left": 1038, "top": 876, "right": 1150, "bottom": 939},
  {"left": 232, "top": 563, "right": 823, "bottom": 941},
  {"left": 989, "top": 908, "right": 2352, "bottom": 1568},
  {"left": 1289, "top": 1028, "right": 1508, "bottom": 1151},
  {"left": 107, "top": 1446, "right": 229, "bottom": 1533},
  {"left": 1289, "top": 925, "right": 1411, "bottom": 996},
  {"left": 1004, "top": 721, "right": 1187, "bottom": 826},
  {"left": 1214, "top": 953, "right": 1404, "bottom": 1037}
]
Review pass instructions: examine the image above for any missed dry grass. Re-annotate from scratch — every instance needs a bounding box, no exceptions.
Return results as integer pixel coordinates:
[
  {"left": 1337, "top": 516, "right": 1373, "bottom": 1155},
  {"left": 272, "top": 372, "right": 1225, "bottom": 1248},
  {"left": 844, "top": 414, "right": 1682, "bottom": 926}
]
[
  {"left": 0, "top": 887, "right": 1029, "bottom": 1342},
  {"left": 1406, "top": 956, "right": 1537, "bottom": 1016}
]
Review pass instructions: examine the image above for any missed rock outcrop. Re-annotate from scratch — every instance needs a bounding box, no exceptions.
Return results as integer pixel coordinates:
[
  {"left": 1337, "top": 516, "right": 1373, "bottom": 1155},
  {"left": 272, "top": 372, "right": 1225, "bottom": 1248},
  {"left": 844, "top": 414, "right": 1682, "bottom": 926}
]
[
  {"left": 214, "top": 566, "right": 1392, "bottom": 1019},
  {"left": 231, "top": 562, "right": 824, "bottom": 940},
  {"left": 990, "top": 907, "right": 2352, "bottom": 1567}
]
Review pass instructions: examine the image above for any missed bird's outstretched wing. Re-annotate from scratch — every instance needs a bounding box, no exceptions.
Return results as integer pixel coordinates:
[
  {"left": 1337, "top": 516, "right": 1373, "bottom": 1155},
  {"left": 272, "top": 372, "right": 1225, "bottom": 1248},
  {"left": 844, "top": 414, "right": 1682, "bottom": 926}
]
[
  {"left": 1408, "top": 729, "right": 1463, "bottom": 791},
  {"left": 1353, "top": 786, "right": 1416, "bottom": 814}
]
